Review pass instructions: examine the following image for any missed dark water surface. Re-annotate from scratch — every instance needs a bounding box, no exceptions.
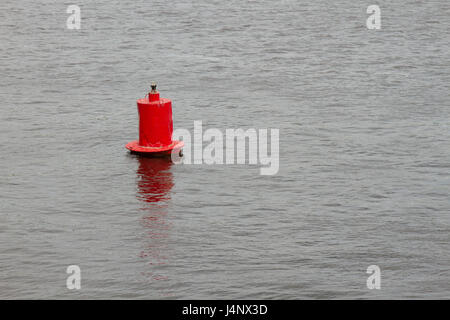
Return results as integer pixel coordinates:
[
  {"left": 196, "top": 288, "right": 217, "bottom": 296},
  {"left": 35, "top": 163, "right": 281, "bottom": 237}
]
[{"left": 0, "top": 0, "right": 449, "bottom": 299}]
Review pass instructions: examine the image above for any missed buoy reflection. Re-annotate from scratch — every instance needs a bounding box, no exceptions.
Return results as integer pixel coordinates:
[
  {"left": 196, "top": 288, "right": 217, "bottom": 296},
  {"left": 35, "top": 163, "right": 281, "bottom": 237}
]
[
  {"left": 135, "top": 156, "right": 174, "bottom": 294},
  {"left": 136, "top": 156, "right": 174, "bottom": 204}
]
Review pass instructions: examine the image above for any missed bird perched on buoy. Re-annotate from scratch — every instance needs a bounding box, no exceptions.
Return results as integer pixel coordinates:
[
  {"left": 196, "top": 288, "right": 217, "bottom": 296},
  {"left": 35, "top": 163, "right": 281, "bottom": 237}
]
[{"left": 126, "top": 83, "right": 184, "bottom": 157}]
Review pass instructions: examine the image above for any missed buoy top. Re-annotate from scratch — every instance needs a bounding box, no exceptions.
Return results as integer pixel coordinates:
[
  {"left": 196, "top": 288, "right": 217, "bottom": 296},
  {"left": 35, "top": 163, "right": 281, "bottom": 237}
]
[{"left": 149, "top": 82, "right": 160, "bottom": 102}]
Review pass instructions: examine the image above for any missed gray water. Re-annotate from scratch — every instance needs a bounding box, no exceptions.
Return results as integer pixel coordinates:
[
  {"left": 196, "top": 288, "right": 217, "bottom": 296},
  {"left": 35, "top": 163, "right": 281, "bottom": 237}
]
[{"left": 1, "top": 0, "right": 449, "bottom": 299}]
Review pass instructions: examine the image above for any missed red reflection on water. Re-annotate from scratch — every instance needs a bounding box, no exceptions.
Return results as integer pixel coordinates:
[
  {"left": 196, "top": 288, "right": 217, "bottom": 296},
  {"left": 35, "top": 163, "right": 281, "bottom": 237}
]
[
  {"left": 136, "top": 157, "right": 174, "bottom": 204},
  {"left": 135, "top": 156, "right": 174, "bottom": 294}
]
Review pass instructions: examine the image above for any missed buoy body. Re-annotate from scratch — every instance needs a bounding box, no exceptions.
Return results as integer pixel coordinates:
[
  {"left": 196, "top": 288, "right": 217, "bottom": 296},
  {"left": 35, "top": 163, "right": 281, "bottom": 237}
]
[
  {"left": 138, "top": 94, "right": 173, "bottom": 147},
  {"left": 126, "top": 85, "right": 183, "bottom": 157}
]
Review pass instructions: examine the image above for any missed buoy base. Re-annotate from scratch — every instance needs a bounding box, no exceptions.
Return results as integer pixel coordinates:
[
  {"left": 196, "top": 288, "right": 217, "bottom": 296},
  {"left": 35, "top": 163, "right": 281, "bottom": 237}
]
[{"left": 125, "top": 140, "right": 184, "bottom": 157}]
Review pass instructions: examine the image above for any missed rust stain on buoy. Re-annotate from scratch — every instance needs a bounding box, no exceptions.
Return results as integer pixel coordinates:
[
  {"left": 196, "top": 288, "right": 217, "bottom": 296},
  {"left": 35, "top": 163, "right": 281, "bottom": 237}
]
[{"left": 126, "top": 83, "right": 184, "bottom": 157}]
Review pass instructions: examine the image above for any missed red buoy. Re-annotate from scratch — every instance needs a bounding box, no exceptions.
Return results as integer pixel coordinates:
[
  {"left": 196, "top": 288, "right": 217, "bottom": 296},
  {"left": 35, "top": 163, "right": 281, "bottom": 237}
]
[{"left": 126, "top": 83, "right": 184, "bottom": 157}]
